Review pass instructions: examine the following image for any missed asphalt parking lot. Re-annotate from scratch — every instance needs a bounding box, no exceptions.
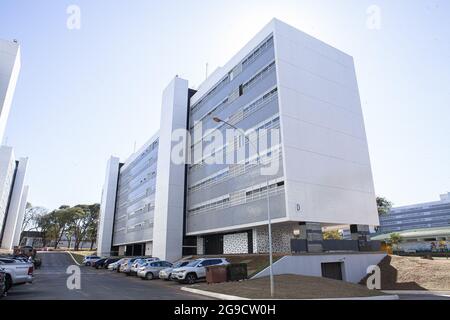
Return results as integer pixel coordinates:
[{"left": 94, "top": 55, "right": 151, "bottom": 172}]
[{"left": 3, "top": 252, "right": 209, "bottom": 300}]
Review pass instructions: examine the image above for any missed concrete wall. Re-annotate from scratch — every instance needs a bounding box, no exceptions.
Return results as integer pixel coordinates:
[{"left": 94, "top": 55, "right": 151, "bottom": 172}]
[
  {"left": 1, "top": 157, "right": 27, "bottom": 250},
  {"left": 253, "top": 253, "right": 386, "bottom": 283},
  {"left": 273, "top": 19, "right": 379, "bottom": 227},
  {"left": 97, "top": 157, "right": 120, "bottom": 256},
  {"left": 12, "top": 185, "right": 28, "bottom": 247},
  {"left": 0, "top": 39, "right": 21, "bottom": 144}
]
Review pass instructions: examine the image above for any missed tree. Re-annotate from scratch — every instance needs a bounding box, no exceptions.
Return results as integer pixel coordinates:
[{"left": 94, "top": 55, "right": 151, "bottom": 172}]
[
  {"left": 389, "top": 233, "right": 403, "bottom": 252},
  {"left": 20, "top": 203, "right": 48, "bottom": 243},
  {"left": 323, "top": 230, "right": 343, "bottom": 240},
  {"left": 71, "top": 204, "right": 100, "bottom": 251},
  {"left": 377, "top": 197, "right": 393, "bottom": 216}
]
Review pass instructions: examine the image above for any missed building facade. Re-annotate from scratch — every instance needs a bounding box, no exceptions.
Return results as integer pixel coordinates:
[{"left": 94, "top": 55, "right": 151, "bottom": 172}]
[
  {"left": 0, "top": 146, "right": 29, "bottom": 250},
  {"left": 0, "top": 39, "right": 29, "bottom": 251},
  {"left": 378, "top": 193, "right": 450, "bottom": 234},
  {"left": 98, "top": 19, "right": 379, "bottom": 260},
  {"left": 0, "top": 39, "right": 21, "bottom": 144}
]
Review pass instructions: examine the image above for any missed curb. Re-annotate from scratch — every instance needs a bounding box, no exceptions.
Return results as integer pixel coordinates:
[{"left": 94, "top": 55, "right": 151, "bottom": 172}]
[
  {"left": 382, "top": 290, "right": 450, "bottom": 297},
  {"left": 181, "top": 287, "right": 250, "bottom": 300},
  {"left": 181, "top": 287, "right": 399, "bottom": 300},
  {"left": 66, "top": 251, "right": 81, "bottom": 266}
]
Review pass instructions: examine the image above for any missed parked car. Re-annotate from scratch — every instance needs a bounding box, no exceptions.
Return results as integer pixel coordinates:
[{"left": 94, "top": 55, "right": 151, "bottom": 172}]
[
  {"left": 137, "top": 261, "right": 172, "bottom": 280},
  {"left": 119, "top": 257, "right": 145, "bottom": 274},
  {"left": 171, "top": 258, "right": 229, "bottom": 284},
  {"left": 159, "top": 260, "right": 191, "bottom": 281},
  {"left": 129, "top": 258, "right": 160, "bottom": 276},
  {"left": 92, "top": 258, "right": 108, "bottom": 269},
  {"left": 82, "top": 255, "right": 101, "bottom": 266},
  {"left": 103, "top": 257, "right": 121, "bottom": 269},
  {"left": 0, "top": 258, "right": 34, "bottom": 291},
  {"left": 108, "top": 258, "right": 125, "bottom": 271},
  {"left": 0, "top": 266, "right": 6, "bottom": 298}
]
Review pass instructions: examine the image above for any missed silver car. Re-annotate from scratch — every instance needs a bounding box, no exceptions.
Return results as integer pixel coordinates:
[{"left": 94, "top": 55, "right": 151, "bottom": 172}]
[
  {"left": 159, "top": 260, "right": 190, "bottom": 281},
  {"left": 137, "top": 261, "right": 173, "bottom": 280}
]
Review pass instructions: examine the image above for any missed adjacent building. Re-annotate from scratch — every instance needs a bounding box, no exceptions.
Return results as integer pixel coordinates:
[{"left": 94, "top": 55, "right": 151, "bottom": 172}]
[
  {"left": 378, "top": 193, "right": 450, "bottom": 234},
  {"left": 0, "top": 39, "right": 29, "bottom": 250},
  {"left": 98, "top": 19, "right": 379, "bottom": 261}
]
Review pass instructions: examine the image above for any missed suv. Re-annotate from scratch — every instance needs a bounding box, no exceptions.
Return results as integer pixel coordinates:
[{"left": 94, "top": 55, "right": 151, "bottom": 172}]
[
  {"left": 0, "top": 258, "right": 34, "bottom": 291},
  {"left": 82, "top": 256, "right": 101, "bottom": 266},
  {"left": 159, "top": 260, "right": 190, "bottom": 281},
  {"left": 137, "top": 261, "right": 172, "bottom": 280},
  {"left": 171, "top": 258, "right": 229, "bottom": 284},
  {"left": 129, "top": 258, "right": 159, "bottom": 276}
]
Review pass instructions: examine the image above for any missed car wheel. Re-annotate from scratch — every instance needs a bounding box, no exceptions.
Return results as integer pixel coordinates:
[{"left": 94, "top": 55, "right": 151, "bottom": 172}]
[
  {"left": 145, "top": 272, "right": 154, "bottom": 280},
  {"left": 86, "top": 262, "right": 91, "bottom": 267},
  {"left": 5, "top": 275, "right": 12, "bottom": 292},
  {"left": 185, "top": 273, "right": 197, "bottom": 285}
]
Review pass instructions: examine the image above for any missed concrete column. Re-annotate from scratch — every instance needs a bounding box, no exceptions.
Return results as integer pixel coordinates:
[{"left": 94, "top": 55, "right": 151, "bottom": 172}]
[
  {"left": 350, "top": 224, "right": 371, "bottom": 241},
  {"left": 12, "top": 185, "right": 29, "bottom": 247},
  {"left": 1, "top": 157, "right": 28, "bottom": 250},
  {"left": 153, "top": 77, "right": 189, "bottom": 262},
  {"left": 97, "top": 157, "right": 120, "bottom": 257},
  {"left": 299, "top": 222, "right": 323, "bottom": 253}
]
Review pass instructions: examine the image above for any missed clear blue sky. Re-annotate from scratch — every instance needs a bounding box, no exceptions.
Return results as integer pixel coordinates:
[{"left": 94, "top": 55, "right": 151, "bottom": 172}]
[{"left": 1, "top": 0, "right": 449, "bottom": 210}]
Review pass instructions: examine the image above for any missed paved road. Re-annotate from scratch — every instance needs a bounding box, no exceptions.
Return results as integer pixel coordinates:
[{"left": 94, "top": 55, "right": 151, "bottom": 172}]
[{"left": 4, "top": 252, "right": 208, "bottom": 300}]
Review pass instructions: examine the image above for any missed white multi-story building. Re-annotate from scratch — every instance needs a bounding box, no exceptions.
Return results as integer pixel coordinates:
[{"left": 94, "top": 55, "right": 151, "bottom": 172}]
[
  {"left": 0, "top": 39, "right": 21, "bottom": 145},
  {"left": 0, "top": 39, "right": 29, "bottom": 250},
  {"left": 0, "top": 146, "right": 29, "bottom": 250},
  {"left": 98, "top": 19, "right": 379, "bottom": 261}
]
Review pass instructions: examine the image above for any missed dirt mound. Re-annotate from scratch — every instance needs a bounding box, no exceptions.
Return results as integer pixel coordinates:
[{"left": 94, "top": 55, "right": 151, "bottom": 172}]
[{"left": 361, "top": 255, "right": 450, "bottom": 290}]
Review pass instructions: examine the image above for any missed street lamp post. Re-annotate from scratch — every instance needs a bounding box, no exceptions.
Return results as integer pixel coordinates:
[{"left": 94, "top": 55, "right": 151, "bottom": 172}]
[{"left": 212, "top": 117, "right": 275, "bottom": 298}]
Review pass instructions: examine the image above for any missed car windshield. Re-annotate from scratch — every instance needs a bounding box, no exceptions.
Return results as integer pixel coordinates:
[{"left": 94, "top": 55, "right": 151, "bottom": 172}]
[
  {"left": 174, "top": 261, "right": 189, "bottom": 268},
  {"left": 184, "top": 260, "right": 200, "bottom": 267}
]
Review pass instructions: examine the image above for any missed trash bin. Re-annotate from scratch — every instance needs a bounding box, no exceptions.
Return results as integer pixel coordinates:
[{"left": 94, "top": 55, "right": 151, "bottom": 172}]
[
  {"left": 206, "top": 265, "right": 228, "bottom": 284},
  {"left": 227, "top": 263, "right": 248, "bottom": 281}
]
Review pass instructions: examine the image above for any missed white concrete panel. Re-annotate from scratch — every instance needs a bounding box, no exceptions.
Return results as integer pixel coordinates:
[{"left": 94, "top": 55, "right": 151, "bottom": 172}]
[
  {"left": 97, "top": 157, "right": 120, "bottom": 256},
  {"left": 278, "top": 85, "right": 367, "bottom": 140},
  {"left": 0, "top": 40, "right": 20, "bottom": 144},
  {"left": 274, "top": 21, "right": 378, "bottom": 227},
  {"left": 277, "top": 60, "right": 361, "bottom": 115},
  {"left": 282, "top": 116, "right": 371, "bottom": 166},
  {"left": 12, "top": 185, "right": 28, "bottom": 247},
  {"left": 1, "top": 157, "right": 27, "bottom": 250},
  {"left": 273, "top": 19, "right": 354, "bottom": 68},
  {"left": 153, "top": 77, "right": 189, "bottom": 262},
  {"left": 253, "top": 253, "right": 386, "bottom": 283}
]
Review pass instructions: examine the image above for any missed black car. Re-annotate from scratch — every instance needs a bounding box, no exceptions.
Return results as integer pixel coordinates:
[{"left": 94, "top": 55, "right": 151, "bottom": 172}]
[
  {"left": 0, "top": 267, "right": 6, "bottom": 298},
  {"left": 103, "top": 257, "right": 121, "bottom": 269},
  {"left": 92, "top": 258, "right": 108, "bottom": 269}
]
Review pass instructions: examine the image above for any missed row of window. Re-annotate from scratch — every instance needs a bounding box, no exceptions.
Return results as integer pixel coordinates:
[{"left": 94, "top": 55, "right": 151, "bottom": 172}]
[
  {"left": 120, "top": 139, "right": 159, "bottom": 177},
  {"left": 188, "top": 114, "right": 280, "bottom": 172},
  {"left": 191, "top": 85, "right": 278, "bottom": 149},
  {"left": 188, "top": 146, "right": 283, "bottom": 194},
  {"left": 188, "top": 179, "right": 285, "bottom": 216},
  {"left": 381, "top": 209, "right": 450, "bottom": 222},
  {"left": 190, "top": 34, "right": 274, "bottom": 116}
]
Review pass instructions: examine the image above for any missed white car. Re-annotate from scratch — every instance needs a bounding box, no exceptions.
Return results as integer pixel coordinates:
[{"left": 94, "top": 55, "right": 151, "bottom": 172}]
[
  {"left": 108, "top": 258, "right": 125, "bottom": 271},
  {"left": 171, "top": 258, "right": 229, "bottom": 284},
  {"left": 0, "top": 258, "right": 34, "bottom": 291},
  {"left": 137, "top": 260, "right": 173, "bottom": 280},
  {"left": 159, "top": 260, "right": 191, "bottom": 281},
  {"left": 130, "top": 258, "right": 160, "bottom": 276},
  {"left": 82, "top": 255, "right": 101, "bottom": 266}
]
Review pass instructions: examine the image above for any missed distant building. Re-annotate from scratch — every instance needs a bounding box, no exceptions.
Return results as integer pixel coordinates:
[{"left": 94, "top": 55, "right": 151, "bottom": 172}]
[{"left": 378, "top": 193, "right": 450, "bottom": 234}]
